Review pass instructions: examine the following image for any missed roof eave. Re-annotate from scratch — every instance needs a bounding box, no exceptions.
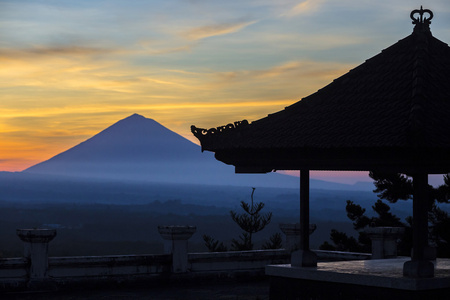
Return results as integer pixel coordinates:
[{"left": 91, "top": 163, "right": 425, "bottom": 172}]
[{"left": 215, "top": 146, "right": 450, "bottom": 174}]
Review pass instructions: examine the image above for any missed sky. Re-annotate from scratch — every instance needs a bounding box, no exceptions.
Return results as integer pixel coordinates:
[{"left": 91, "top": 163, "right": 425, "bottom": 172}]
[{"left": 1, "top": 1, "right": 450, "bottom": 183}]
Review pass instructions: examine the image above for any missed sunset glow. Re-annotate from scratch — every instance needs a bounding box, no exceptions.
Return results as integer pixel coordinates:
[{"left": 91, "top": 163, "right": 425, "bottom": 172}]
[{"left": 1, "top": 1, "right": 450, "bottom": 174}]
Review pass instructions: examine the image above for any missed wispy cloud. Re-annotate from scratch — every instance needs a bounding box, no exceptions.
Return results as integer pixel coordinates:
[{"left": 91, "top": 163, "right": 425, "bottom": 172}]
[
  {"left": 137, "top": 39, "right": 194, "bottom": 55},
  {"left": 0, "top": 45, "right": 114, "bottom": 61},
  {"left": 213, "top": 60, "right": 351, "bottom": 85},
  {"left": 181, "top": 20, "right": 257, "bottom": 41},
  {"left": 284, "top": 0, "right": 322, "bottom": 17},
  {"left": 0, "top": 45, "right": 137, "bottom": 93},
  {"left": 146, "top": 45, "right": 193, "bottom": 55}
]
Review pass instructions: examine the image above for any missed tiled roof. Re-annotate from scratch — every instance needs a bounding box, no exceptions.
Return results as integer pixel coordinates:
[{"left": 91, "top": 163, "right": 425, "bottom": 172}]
[{"left": 192, "top": 18, "right": 450, "bottom": 154}]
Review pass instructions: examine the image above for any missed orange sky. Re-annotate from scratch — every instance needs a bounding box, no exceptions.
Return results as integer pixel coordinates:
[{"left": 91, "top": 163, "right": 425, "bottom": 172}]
[{"left": 1, "top": 1, "right": 449, "bottom": 174}]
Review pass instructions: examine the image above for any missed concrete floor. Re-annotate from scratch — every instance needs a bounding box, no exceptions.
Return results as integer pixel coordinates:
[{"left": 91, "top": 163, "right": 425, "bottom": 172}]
[
  {"left": 1, "top": 278, "right": 270, "bottom": 300},
  {"left": 4, "top": 259, "right": 450, "bottom": 299},
  {"left": 266, "top": 257, "right": 450, "bottom": 290}
]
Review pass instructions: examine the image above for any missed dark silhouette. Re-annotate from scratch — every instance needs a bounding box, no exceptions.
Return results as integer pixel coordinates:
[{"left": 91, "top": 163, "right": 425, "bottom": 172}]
[
  {"left": 203, "top": 188, "right": 279, "bottom": 251},
  {"left": 262, "top": 232, "right": 283, "bottom": 250},
  {"left": 320, "top": 199, "right": 411, "bottom": 254},
  {"left": 370, "top": 172, "right": 450, "bottom": 258},
  {"left": 202, "top": 234, "right": 228, "bottom": 252},
  {"left": 230, "top": 188, "right": 272, "bottom": 250},
  {"left": 321, "top": 172, "right": 450, "bottom": 257}
]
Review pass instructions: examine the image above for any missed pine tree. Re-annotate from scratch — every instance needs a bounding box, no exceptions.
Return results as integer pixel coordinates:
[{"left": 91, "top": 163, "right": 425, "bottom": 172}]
[
  {"left": 370, "top": 172, "right": 450, "bottom": 257},
  {"left": 202, "top": 187, "right": 277, "bottom": 252},
  {"left": 202, "top": 234, "right": 228, "bottom": 252},
  {"left": 230, "top": 188, "right": 272, "bottom": 250},
  {"left": 320, "top": 172, "right": 450, "bottom": 257},
  {"left": 262, "top": 233, "right": 283, "bottom": 250},
  {"left": 320, "top": 199, "right": 409, "bottom": 253}
]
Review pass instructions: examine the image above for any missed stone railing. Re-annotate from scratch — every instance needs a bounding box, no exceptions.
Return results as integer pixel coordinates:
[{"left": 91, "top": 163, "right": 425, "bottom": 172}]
[
  {"left": 189, "top": 249, "right": 288, "bottom": 275},
  {"left": 49, "top": 254, "right": 171, "bottom": 280},
  {"left": 1, "top": 224, "right": 408, "bottom": 292}
]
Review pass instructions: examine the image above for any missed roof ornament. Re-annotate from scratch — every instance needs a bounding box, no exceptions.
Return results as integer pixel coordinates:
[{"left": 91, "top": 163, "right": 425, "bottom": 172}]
[
  {"left": 191, "top": 120, "right": 249, "bottom": 140},
  {"left": 410, "top": 6, "right": 433, "bottom": 26}
]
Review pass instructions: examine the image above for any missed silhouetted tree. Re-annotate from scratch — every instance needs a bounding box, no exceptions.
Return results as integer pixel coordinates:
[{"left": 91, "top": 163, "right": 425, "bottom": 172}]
[
  {"left": 203, "top": 187, "right": 275, "bottom": 251},
  {"left": 326, "top": 229, "right": 361, "bottom": 252},
  {"left": 230, "top": 232, "right": 253, "bottom": 251},
  {"left": 262, "top": 233, "right": 283, "bottom": 250},
  {"left": 370, "top": 172, "right": 450, "bottom": 257},
  {"left": 320, "top": 199, "right": 410, "bottom": 253},
  {"left": 202, "top": 234, "right": 227, "bottom": 252},
  {"left": 321, "top": 172, "right": 450, "bottom": 257},
  {"left": 230, "top": 188, "right": 272, "bottom": 250}
]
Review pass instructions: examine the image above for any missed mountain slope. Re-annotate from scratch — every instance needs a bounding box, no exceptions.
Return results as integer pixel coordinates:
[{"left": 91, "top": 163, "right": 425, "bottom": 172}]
[
  {"left": 23, "top": 114, "right": 288, "bottom": 187},
  {"left": 26, "top": 114, "right": 204, "bottom": 166},
  {"left": 23, "top": 114, "right": 366, "bottom": 190}
]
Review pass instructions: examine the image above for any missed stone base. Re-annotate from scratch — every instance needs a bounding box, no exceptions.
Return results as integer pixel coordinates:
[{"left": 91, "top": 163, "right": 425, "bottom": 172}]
[
  {"left": 291, "top": 250, "right": 317, "bottom": 267},
  {"left": 403, "top": 260, "right": 435, "bottom": 278}
]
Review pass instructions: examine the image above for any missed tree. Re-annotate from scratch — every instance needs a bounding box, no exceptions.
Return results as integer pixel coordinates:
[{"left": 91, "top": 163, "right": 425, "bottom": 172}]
[
  {"left": 230, "top": 187, "right": 272, "bottom": 250},
  {"left": 203, "top": 187, "right": 276, "bottom": 251},
  {"left": 370, "top": 172, "right": 450, "bottom": 257},
  {"left": 262, "top": 233, "right": 283, "bottom": 250},
  {"left": 320, "top": 172, "right": 450, "bottom": 258},
  {"left": 202, "top": 234, "right": 227, "bottom": 252},
  {"left": 320, "top": 199, "right": 411, "bottom": 253}
]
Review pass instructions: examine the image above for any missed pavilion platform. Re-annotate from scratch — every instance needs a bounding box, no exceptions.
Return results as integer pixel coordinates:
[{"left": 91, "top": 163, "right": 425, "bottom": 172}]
[{"left": 266, "top": 258, "right": 450, "bottom": 300}]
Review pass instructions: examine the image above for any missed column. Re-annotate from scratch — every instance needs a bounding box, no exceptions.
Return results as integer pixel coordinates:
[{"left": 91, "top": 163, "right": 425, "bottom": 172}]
[
  {"left": 16, "top": 229, "right": 57, "bottom": 280},
  {"left": 403, "top": 173, "right": 434, "bottom": 277},
  {"left": 279, "top": 223, "right": 317, "bottom": 253},
  {"left": 158, "top": 225, "right": 196, "bottom": 273},
  {"left": 291, "top": 169, "right": 317, "bottom": 267}
]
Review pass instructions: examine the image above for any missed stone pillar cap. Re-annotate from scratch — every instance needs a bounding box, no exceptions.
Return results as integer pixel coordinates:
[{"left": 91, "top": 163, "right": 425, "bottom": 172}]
[
  {"left": 16, "top": 229, "right": 57, "bottom": 243},
  {"left": 365, "top": 226, "right": 405, "bottom": 234}
]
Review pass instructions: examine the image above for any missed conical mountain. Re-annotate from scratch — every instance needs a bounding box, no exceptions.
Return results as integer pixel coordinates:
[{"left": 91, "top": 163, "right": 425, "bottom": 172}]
[
  {"left": 24, "top": 114, "right": 307, "bottom": 188},
  {"left": 25, "top": 114, "right": 210, "bottom": 180},
  {"left": 27, "top": 114, "right": 203, "bottom": 164}
]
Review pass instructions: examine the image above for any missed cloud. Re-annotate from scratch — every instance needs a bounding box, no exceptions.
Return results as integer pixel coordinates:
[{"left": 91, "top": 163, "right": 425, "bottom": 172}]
[
  {"left": 147, "top": 45, "right": 193, "bottom": 55},
  {"left": 213, "top": 60, "right": 351, "bottom": 84},
  {"left": 0, "top": 45, "right": 139, "bottom": 94},
  {"left": 0, "top": 46, "right": 113, "bottom": 61},
  {"left": 181, "top": 20, "right": 257, "bottom": 41},
  {"left": 137, "top": 40, "right": 194, "bottom": 55},
  {"left": 284, "top": 0, "right": 323, "bottom": 17}
]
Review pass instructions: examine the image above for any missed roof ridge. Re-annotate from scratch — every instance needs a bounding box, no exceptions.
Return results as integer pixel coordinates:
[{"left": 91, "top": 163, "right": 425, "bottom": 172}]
[{"left": 408, "top": 15, "right": 433, "bottom": 147}]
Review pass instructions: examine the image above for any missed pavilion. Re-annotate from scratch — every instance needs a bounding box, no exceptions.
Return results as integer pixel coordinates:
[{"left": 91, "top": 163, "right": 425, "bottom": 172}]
[{"left": 192, "top": 7, "right": 450, "bottom": 299}]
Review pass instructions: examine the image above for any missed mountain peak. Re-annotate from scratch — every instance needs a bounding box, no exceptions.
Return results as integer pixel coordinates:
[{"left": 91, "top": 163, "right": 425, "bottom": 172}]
[
  {"left": 107, "top": 114, "right": 160, "bottom": 132},
  {"left": 119, "top": 113, "right": 153, "bottom": 124},
  {"left": 126, "top": 113, "right": 146, "bottom": 120}
]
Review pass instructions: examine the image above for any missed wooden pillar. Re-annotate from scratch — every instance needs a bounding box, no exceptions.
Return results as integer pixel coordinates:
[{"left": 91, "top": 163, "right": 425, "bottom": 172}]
[
  {"left": 403, "top": 173, "right": 434, "bottom": 278},
  {"left": 300, "top": 169, "right": 310, "bottom": 251},
  {"left": 291, "top": 169, "right": 317, "bottom": 267}
]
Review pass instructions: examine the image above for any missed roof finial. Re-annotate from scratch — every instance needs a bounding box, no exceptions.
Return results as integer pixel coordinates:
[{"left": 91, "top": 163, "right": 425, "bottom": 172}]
[{"left": 410, "top": 6, "right": 433, "bottom": 26}]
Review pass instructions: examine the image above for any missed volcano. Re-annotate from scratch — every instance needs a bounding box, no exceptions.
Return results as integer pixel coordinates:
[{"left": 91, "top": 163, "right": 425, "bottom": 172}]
[{"left": 23, "top": 114, "right": 306, "bottom": 188}]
